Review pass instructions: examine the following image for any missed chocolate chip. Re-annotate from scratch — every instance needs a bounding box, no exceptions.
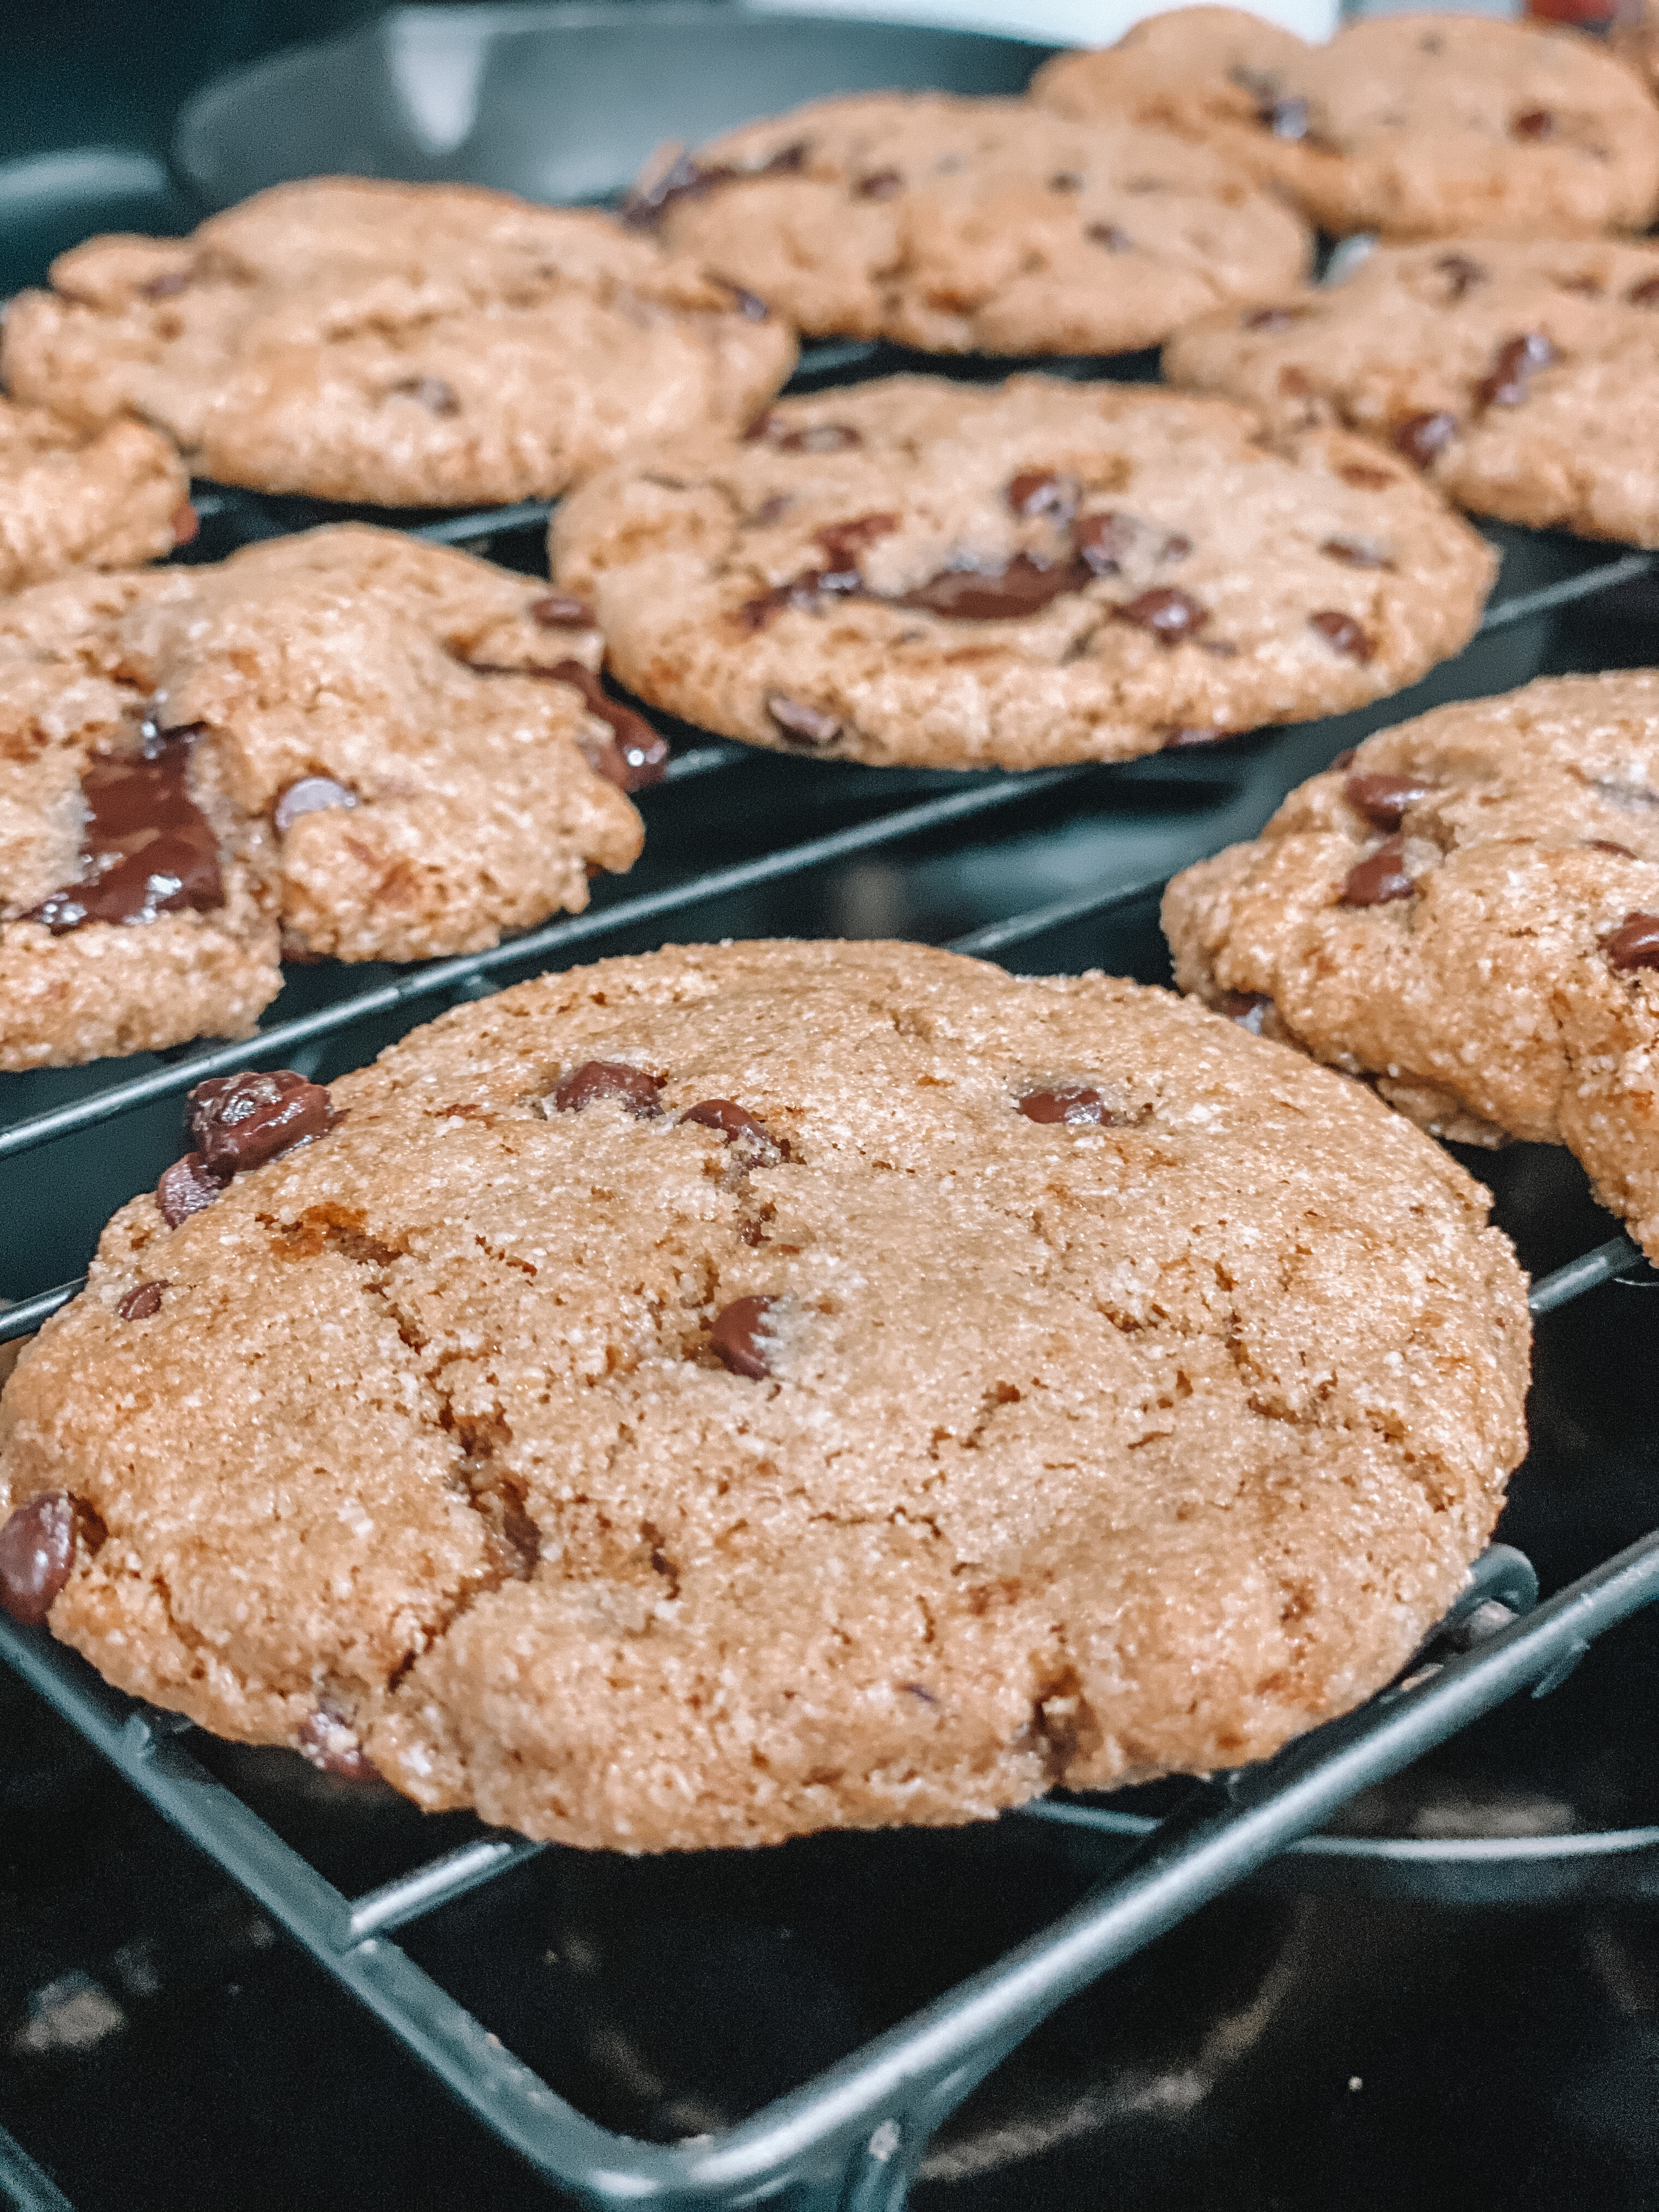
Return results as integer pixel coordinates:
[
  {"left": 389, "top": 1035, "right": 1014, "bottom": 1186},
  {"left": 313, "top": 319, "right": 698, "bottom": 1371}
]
[
  {"left": 24, "top": 731, "right": 223, "bottom": 934},
  {"left": 682, "top": 1098, "right": 779, "bottom": 1155},
  {"left": 171, "top": 500, "right": 199, "bottom": 548},
  {"left": 1628, "top": 276, "right": 1659, "bottom": 307},
  {"left": 1242, "top": 306, "right": 1305, "bottom": 331},
  {"left": 1603, "top": 911, "right": 1659, "bottom": 970},
  {"left": 622, "top": 142, "right": 808, "bottom": 227},
  {"left": 1477, "top": 332, "right": 1556, "bottom": 409},
  {"left": 710, "top": 1294, "right": 781, "bottom": 1378},
  {"left": 1436, "top": 253, "right": 1488, "bottom": 300},
  {"left": 893, "top": 554, "right": 1093, "bottom": 620},
  {"left": 1512, "top": 108, "right": 1554, "bottom": 140},
  {"left": 1017, "top": 1082, "right": 1113, "bottom": 1125},
  {"left": 1086, "top": 222, "right": 1131, "bottom": 251},
  {"left": 1341, "top": 837, "right": 1416, "bottom": 907},
  {"left": 1393, "top": 411, "right": 1458, "bottom": 467},
  {"left": 188, "top": 1070, "right": 335, "bottom": 1177},
  {"left": 814, "top": 512, "right": 900, "bottom": 576},
  {"left": 1340, "top": 462, "right": 1398, "bottom": 490},
  {"left": 552, "top": 1061, "right": 663, "bottom": 1115},
  {"left": 1048, "top": 171, "right": 1084, "bottom": 192},
  {"left": 390, "top": 375, "right": 459, "bottom": 416},
  {"left": 1321, "top": 536, "right": 1392, "bottom": 569},
  {"left": 777, "top": 422, "right": 862, "bottom": 454},
  {"left": 1261, "top": 94, "right": 1308, "bottom": 140},
  {"left": 117, "top": 1281, "right": 167, "bottom": 1322},
  {"left": 1075, "top": 511, "right": 1137, "bottom": 575},
  {"left": 1007, "top": 470, "right": 1081, "bottom": 523},
  {"left": 1309, "top": 610, "right": 1373, "bottom": 662},
  {"left": 273, "top": 775, "right": 357, "bottom": 835},
  {"left": 550, "top": 661, "right": 669, "bottom": 791},
  {"left": 1114, "top": 588, "right": 1207, "bottom": 643},
  {"left": 1345, "top": 770, "right": 1436, "bottom": 830},
  {"left": 156, "top": 1151, "right": 223, "bottom": 1226},
  {"left": 142, "top": 270, "right": 189, "bottom": 299},
  {"left": 767, "top": 693, "right": 843, "bottom": 747},
  {"left": 529, "top": 592, "right": 596, "bottom": 629},
  {"left": 1587, "top": 838, "right": 1638, "bottom": 856},
  {"left": 1219, "top": 991, "right": 1270, "bottom": 1035},
  {"left": 0, "top": 1493, "right": 78, "bottom": 1627},
  {"left": 856, "top": 167, "right": 902, "bottom": 200},
  {"left": 298, "top": 1707, "right": 380, "bottom": 1782}
]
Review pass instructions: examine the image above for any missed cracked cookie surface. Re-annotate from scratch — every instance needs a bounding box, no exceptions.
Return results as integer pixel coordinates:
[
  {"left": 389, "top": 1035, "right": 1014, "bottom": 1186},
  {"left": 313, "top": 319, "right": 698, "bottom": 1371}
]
[
  {"left": 551, "top": 374, "right": 1496, "bottom": 771},
  {"left": 1034, "top": 7, "right": 1659, "bottom": 241},
  {"left": 0, "top": 525, "right": 643, "bottom": 1069},
  {"left": 621, "top": 90, "right": 1310, "bottom": 353},
  {"left": 0, "top": 397, "right": 191, "bottom": 596},
  {"left": 0, "top": 177, "right": 796, "bottom": 507},
  {"left": 0, "top": 939, "right": 1529, "bottom": 1850},
  {"left": 1165, "top": 236, "right": 1659, "bottom": 546},
  {"left": 1162, "top": 672, "right": 1659, "bottom": 1259}
]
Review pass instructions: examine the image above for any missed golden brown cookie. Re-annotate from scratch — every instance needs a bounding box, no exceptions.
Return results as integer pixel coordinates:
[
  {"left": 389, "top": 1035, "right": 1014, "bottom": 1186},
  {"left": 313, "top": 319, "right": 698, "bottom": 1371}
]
[
  {"left": 1035, "top": 8, "right": 1659, "bottom": 240},
  {"left": 551, "top": 373, "right": 1496, "bottom": 771},
  {"left": 622, "top": 90, "right": 1311, "bottom": 352},
  {"left": 0, "top": 939, "right": 1530, "bottom": 1849},
  {"left": 1162, "top": 672, "right": 1659, "bottom": 1257},
  {"left": 0, "top": 526, "right": 645, "bottom": 1069},
  {"left": 0, "top": 178, "right": 796, "bottom": 507},
  {"left": 0, "top": 398, "right": 192, "bottom": 596}
]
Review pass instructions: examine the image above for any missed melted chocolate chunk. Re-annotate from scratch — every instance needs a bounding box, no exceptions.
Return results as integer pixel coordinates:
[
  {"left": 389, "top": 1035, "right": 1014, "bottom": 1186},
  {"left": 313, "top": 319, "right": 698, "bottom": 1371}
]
[
  {"left": 298, "top": 1707, "right": 381, "bottom": 1782},
  {"left": 24, "top": 732, "right": 223, "bottom": 934},
  {"left": 623, "top": 140, "right": 808, "bottom": 227},
  {"left": 117, "top": 1281, "right": 167, "bottom": 1322},
  {"left": 171, "top": 500, "right": 199, "bottom": 548},
  {"left": 1477, "top": 332, "right": 1556, "bottom": 409},
  {"left": 1511, "top": 108, "right": 1554, "bottom": 140},
  {"left": 1242, "top": 306, "right": 1306, "bottom": 331},
  {"left": 1007, "top": 470, "right": 1081, "bottom": 523},
  {"left": 1219, "top": 991, "right": 1271, "bottom": 1035},
  {"left": 856, "top": 167, "right": 902, "bottom": 200},
  {"left": 1086, "top": 222, "right": 1131, "bottom": 251},
  {"left": 1341, "top": 837, "right": 1416, "bottom": 907},
  {"left": 1393, "top": 411, "right": 1458, "bottom": 467},
  {"left": 1628, "top": 276, "right": 1659, "bottom": 307},
  {"left": 1310, "top": 610, "right": 1373, "bottom": 662},
  {"left": 1321, "top": 536, "right": 1392, "bottom": 569},
  {"left": 1436, "top": 253, "right": 1488, "bottom": 300},
  {"left": 767, "top": 693, "right": 843, "bottom": 747},
  {"left": 814, "top": 513, "right": 899, "bottom": 576},
  {"left": 0, "top": 1493, "right": 78, "bottom": 1627},
  {"left": 1346, "top": 770, "right": 1436, "bottom": 830},
  {"left": 1587, "top": 838, "right": 1638, "bottom": 857},
  {"left": 188, "top": 1070, "right": 335, "bottom": 1177},
  {"left": 551, "top": 661, "right": 669, "bottom": 792},
  {"left": 892, "top": 554, "right": 1092, "bottom": 620},
  {"left": 1115, "top": 587, "right": 1207, "bottom": 642},
  {"left": 273, "top": 775, "right": 356, "bottom": 835},
  {"left": 552, "top": 1062, "right": 663, "bottom": 1115},
  {"left": 156, "top": 1152, "right": 223, "bottom": 1227},
  {"left": 390, "top": 375, "right": 459, "bottom": 416},
  {"left": 709, "top": 1294, "right": 781, "bottom": 1379},
  {"left": 1017, "top": 1082, "right": 1115, "bottom": 1125},
  {"left": 1603, "top": 911, "right": 1659, "bottom": 971},
  {"left": 529, "top": 592, "right": 596, "bottom": 629},
  {"left": 682, "top": 1098, "right": 778, "bottom": 1155}
]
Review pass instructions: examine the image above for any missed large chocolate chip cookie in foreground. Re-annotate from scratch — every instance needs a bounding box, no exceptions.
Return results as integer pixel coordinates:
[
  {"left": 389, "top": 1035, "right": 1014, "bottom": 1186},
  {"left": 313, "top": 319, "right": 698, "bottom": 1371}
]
[{"left": 0, "top": 940, "right": 1529, "bottom": 1851}]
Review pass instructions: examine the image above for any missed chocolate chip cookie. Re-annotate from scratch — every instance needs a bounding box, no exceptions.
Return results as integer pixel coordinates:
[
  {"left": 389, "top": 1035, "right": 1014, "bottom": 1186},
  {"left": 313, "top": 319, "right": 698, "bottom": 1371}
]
[
  {"left": 621, "top": 90, "right": 1311, "bottom": 353},
  {"left": 0, "top": 398, "right": 193, "bottom": 596},
  {"left": 0, "top": 526, "right": 645, "bottom": 1069},
  {"left": 0, "top": 939, "right": 1529, "bottom": 1850},
  {"left": 0, "top": 178, "right": 795, "bottom": 508},
  {"left": 1163, "top": 672, "right": 1659, "bottom": 1259},
  {"left": 1165, "top": 236, "right": 1659, "bottom": 546},
  {"left": 1035, "top": 8, "right": 1659, "bottom": 241},
  {"left": 551, "top": 374, "right": 1496, "bottom": 771}
]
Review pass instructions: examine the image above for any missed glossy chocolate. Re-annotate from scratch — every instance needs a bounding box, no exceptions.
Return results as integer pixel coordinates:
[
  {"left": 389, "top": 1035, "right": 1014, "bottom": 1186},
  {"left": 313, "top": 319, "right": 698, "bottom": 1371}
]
[
  {"left": 25, "top": 732, "right": 223, "bottom": 935},
  {"left": 552, "top": 1061, "right": 663, "bottom": 1115},
  {"left": 550, "top": 661, "right": 669, "bottom": 792},
  {"left": 709, "top": 1294, "right": 781, "bottom": 1379}
]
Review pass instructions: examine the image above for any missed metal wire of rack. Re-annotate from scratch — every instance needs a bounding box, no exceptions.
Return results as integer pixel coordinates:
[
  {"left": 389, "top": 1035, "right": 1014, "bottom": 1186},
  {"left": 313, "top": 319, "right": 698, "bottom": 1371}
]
[{"left": 4, "top": 464, "right": 1659, "bottom": 2208}]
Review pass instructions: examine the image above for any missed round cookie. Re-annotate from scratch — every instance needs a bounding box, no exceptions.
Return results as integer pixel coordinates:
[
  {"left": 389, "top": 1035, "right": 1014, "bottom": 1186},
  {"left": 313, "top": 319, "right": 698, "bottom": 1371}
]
[
  {"left": 0, "top": 525, "right": 646, "bottom": 1069},
  {"left": 550, "top": 374, "right": 1497, "bottom": 772},
  {"left": 1162, "top": 672, "right": 1659, "bottom": 1260},
  {"left": 0, "top": 178, "right": 796, "bottom": 509},
  {"left": 1165, "top": 236, "right": 1659, "bottom": 547},
  {"left": 0, "top": 398, "right": 193, "bottom": 597},
  {"left": 622, "top": 91, "right": 1311, "bottom": 353},
  {"left": 1035, "top": 8, "right": 1659, "bottom": 241},
  {"left": 0, "top": 939, "right": 1530, "bottom": 1850}
]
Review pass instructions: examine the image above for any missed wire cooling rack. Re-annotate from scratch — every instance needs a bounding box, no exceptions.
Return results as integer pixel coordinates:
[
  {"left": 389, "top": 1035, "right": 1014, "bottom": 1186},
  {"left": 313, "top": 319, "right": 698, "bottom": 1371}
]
[{"left": 4, "top": 424, "right": 1659, "bottom": 2206}]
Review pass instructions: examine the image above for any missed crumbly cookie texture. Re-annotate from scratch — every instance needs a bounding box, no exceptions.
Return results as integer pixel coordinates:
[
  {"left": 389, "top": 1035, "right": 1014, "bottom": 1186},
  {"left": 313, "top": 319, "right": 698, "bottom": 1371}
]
[
  {"left": 1162, "top": 672, "right": 1659, "bottom": 1259},
  {"left": 0, "top": 526, "right": 643, "bottom": 1068},
  {"left": 551, "top": 374, "right": 1496, "bottom": 772},
  {"left": 1035, "top": 7, "right": 1659, "bottom": 241},
  {"left": 622, "top": 90, "right": 1311, "bottom": 352},
  {"left": 0, "top": 398, "right": 191, "bottom": 595},
  {"left": 0, "top": 178, "right": 795, "bottom": 507},
  {"left": 0, "top": 939, "right": 1529, "bottom": 1851},
  {"left": 1165, "top": 237, "right": 1659, "bottom": 548}
]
